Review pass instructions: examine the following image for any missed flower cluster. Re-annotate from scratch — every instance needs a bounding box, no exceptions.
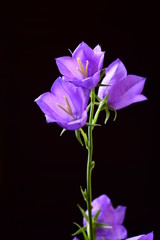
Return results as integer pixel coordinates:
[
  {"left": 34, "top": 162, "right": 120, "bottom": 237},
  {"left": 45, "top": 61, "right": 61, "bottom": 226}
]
[
  {"left": 35, "top": 42, "right": 147, "bottom": 130},
  {"left": 35, "top": 42, "right": 152, "bottom": 240}
]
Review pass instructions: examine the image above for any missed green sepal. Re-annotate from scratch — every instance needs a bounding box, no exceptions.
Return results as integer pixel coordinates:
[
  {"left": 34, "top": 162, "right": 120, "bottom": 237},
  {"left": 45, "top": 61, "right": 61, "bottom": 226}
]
[
  {"left": 75, "top": 129, "right": 83, "bottom": 146},
  {"left": 113, "top": 109, "right": 117, "bottom": 121},
  {"left": 60, "top": 128, "right": 67, "bottom": 136},
  {"left": 103, "top": 93, "right": 109, "bottom": 103},
  {"left": 85, "top": 122, "right": 101, "bottom": 127},
  {"left": 104, "top": 108, "right": 110, "bottom": 124},
  {"left": 80, "top": 186, "right": 88, "bottom": 202},
  {"left": 72, "top": 222, "right": 88, "bottom": 240},
  {"left": 79, "top": 128, "right": 88, "bottom": 150},
  {"left": 95, "top": 222, "right": 112, "bottom": 229},
  {"left": 93, "top": 208, "right": 101, "bottom": 222},
  {"left": 77, "top": 204, "right": 88, "bottom": 222}
]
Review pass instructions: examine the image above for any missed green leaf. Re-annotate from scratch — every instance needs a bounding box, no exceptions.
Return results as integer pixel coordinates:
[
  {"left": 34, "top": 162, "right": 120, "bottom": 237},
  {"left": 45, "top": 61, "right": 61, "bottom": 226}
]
[
  {"left": 75, "top": 130, "right": 83, "bottom": 146},
  {"left": 77, "top": 204, "right": 88, "bottom": 222},
  {"left": 72, "top": 222, "right": 88, "bottom": 240},
  {"left": 60, "top": 128, "right": 67, "bottom": 136},
  {"left": 93, "top": 208, "right": 101, "bottom": 222},
  {"left": 104, "top": 108, "right": 110, "bottom": 124},
  {"left": 95, "top": 222, "right": 112, "bottom": 229}
]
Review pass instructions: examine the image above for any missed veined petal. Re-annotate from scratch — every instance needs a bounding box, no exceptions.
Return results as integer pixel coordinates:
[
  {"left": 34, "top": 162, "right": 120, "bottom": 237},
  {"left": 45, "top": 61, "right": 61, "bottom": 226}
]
[
  {"left": 98, "top": 58, "right": 127, "bottom": 100},
  {"left": 35, "top": 92, "right": 68, "bottom": 123},
  {"left": 56, "top": 57, "right": 83, "bottom": 79},
  {"left": 72, "top": 41, "right": 93, "bottom": 60},
  {"left": 108, "top": 75, "right": 147, "bottom": 110}
]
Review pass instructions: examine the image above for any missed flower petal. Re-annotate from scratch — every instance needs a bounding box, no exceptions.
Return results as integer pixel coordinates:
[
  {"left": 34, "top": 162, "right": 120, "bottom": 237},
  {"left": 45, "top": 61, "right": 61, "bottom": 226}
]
[
  {"left": 72, "top": 42, "right": 104, "bottom": 77},
  {"left": 66, "top": 110, "right": 87, "bottom": 130},
  {"left": 108, "top": 75, "right": 147, "bottom": 110},
  {"left": 56, "top": 57, "right": 82, "bottom": 79},
  {"left": 96, "top": 224, "right": 127, "bottom": 240},
  {"left": 35, "top": 92, "right": 67, "bottom": 123},
  {"left": 114, "top": 206, "right": 127, "bottom": 224},
  {"left": 126, "top": 232, "right": 153, "bottom": 240},
  {"left": 98, "top": 58, "right": 127, "bottom": 100},
  {"left": 51, "top": 77, "right": 84, "bottom": 117}
]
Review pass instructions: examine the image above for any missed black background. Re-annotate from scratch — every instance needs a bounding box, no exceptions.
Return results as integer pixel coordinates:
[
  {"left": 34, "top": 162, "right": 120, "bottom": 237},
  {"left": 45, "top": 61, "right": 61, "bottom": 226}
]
[{"left": 1, "top": 0, "right": 159, "bottom": 239}]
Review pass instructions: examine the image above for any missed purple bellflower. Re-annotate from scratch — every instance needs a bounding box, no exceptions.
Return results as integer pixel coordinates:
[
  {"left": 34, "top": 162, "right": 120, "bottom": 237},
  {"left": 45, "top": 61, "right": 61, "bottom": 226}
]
[
  {"left": 126, "top": 232, "right": 154, "bottom": 240},
  {"left": 83, "top": 194, "right": 127, "bottom": 240},
  {"left": 98, "top": 59, "right": 147, "bottom": 110},
  {"left": 35, "top": 77, "right": 88, "bottom": 130},
  {"left": 56, "top": 42, "right": 105, "bottom": 89}
]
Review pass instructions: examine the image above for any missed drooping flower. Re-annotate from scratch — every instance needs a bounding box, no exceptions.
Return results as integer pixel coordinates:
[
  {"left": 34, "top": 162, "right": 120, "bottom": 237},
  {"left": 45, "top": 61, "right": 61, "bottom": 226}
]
[
  {"left": 56, "top": 42, "right": 105, "bottom": 89},
  {"left": 83, "top": 194, "right": 127, "bottom": 240},
  {"left": 126, "top": 232, "right": 153, "bottom": 240},
  {"left": 98, "top": 59, "right": 147, "bottom": 110},
  {"left": 35, "top": 77, "right": 88, "bottom": 130}
]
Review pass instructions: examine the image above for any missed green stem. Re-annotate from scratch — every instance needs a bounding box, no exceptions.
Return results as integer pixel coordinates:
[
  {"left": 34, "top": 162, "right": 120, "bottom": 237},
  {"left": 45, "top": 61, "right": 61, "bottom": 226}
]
[
  {"left": 87, "top": 89, "right": 95, "bottom": 240},
  {"left": 93, "top": 101, "right": 104, "bottom": 125}
]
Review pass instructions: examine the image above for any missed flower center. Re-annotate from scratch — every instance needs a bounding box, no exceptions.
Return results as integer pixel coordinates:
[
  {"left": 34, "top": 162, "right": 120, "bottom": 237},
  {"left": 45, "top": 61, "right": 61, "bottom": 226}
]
[
  {"left": 76, "top": 57, "right": 89, "bottom": 78},
  {"left": 57, "top": 96, "right": 75, "bottom": 120}
]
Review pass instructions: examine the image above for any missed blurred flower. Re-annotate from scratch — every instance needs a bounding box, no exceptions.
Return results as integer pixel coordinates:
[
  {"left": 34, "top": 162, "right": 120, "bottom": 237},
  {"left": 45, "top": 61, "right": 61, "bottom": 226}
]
[
  {"left": 126, "top": 232, "right": 153, "bottom": 240},
  {"left": 56, "top": 42, "right": 105, "bottom": 89},
  {"left": 98, "top": 59, "right": 147, "bottom": 110},
  {"left": 35, "top": 77, "right": 88, "bottom": 130},
  {"left": 83, "top": 194, "right": 127, "bottom": 240}
]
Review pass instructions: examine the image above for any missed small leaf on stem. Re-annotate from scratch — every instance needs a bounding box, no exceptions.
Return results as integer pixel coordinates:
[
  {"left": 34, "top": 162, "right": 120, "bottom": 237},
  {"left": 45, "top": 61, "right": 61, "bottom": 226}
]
[
  {"left": 72, "top": 222, "right": 88, "bottom": 240},
  {"left": 77, "top": 204, "right": 89, "bottom": 222},
  {"left": 80, "top": 186, "right": 88, "bottom": 202}
]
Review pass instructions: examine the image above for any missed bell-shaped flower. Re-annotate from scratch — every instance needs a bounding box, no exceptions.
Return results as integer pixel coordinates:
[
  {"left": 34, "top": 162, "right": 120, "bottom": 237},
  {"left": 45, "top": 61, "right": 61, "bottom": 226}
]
[
  {"left": 126, "top": 232, "right": 153, "bottom": 240},
  {"left": 35, "top": 77, "right": 88, "bottom": 130},
  {"left": 83, "top": 194, "right": 127, "bottom": 240},
  {"left": 98, "top": 59, "right": 147, "bottom": 110},
  {"left": 56, "top": 42, "right": 105, "bottom": 89}
]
